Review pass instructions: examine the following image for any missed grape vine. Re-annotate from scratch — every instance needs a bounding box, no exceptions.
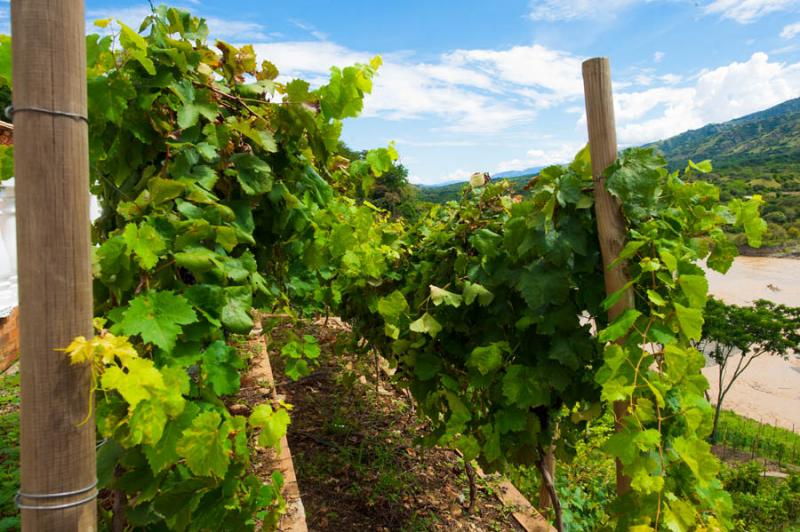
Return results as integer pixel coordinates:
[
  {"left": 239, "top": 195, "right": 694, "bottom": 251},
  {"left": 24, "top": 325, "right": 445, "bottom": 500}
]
[
  {"left": 0, "top": 5, "right": 769, "bottom": 530},
  {"left": 2, "top": 6, "right": 394, "bottom": 529},
  {"left": 324, "top": 148, "right": 765, "bottom": 530}
]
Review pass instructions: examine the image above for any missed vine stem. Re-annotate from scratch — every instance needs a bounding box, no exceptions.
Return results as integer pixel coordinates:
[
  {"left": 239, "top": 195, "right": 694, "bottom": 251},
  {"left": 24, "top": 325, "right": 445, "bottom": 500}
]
[
  {"left": 464, "top": 460, "right": 477, "bottom": 514},
  {"left": 537, "top": 445, "right": 563, "bottom": 531}
]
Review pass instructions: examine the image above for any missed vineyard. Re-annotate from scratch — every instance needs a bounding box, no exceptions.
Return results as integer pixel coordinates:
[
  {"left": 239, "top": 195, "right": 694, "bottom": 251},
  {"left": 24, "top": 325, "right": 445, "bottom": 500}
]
[{"left": 2, "top": 4, "right": 797, "bottom": 532}]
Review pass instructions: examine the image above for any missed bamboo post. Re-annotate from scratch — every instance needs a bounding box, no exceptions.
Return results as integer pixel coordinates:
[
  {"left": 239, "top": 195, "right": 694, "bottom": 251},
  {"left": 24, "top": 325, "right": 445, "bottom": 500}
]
[
  {"left": 11, "top": 1, "right": 96, "bottom": 530},
  {"left": 582, "top": 57, "right": 634, "bottom": 495}
]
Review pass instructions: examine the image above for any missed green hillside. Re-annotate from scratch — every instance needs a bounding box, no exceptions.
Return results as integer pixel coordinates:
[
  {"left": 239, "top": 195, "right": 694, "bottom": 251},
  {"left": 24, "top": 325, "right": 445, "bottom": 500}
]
[
  {"left": 416, "top": 172, "right": 537, "bottom": 203},
  {"left": 415, "top": 98, "right": 800, "bottom": 253},
  {"left": 650, "top": 97, "right": 800, "bottom": 252}
]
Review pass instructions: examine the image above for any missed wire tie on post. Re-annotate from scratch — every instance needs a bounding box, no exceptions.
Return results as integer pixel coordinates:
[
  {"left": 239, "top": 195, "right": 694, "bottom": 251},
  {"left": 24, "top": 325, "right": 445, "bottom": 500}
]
[
  {"left": 15, "top": 479, "right": 99, "bottom": 511},
  {"left": 5, "top": 105, "right": 89, "bottom": 123}
]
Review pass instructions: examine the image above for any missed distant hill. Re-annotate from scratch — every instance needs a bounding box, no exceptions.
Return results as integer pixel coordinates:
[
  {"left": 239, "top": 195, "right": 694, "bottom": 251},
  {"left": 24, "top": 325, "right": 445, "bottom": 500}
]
[
  {"left": 649, "top": 97, "right": 800, "bottom": 251},
  {"left": 417, "top": 172, "right": 539, "bottom": 204},
  {"left": 417, "top": 98, "right": 800, "bottom": 252},
  {"left": 649, "top": 97, "right": 800, "bottom": 171},
  {"left": 493, "top": 166, "right": 545, "bottom": 179}
]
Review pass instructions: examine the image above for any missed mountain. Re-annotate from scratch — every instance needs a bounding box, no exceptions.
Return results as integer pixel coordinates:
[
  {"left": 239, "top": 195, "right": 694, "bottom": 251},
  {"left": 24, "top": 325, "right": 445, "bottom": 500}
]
[
  {"left": 648, "top": 97, "right": 800, "bottom": 250},
  {"left": 649, "top": 97, "right": 800, "bottom": 171},
  {"left": 416, "top": 97, "right": 800, "bottom": 251},
  {"left": 493, "top": 166, "right": 545, "bottom": 179}
]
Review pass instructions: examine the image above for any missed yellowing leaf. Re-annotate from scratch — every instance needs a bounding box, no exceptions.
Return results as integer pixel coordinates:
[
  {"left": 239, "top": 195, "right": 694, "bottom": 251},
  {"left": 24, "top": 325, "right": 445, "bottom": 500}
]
[{"left": 249, "top": 404, "right": 291, "bottom": 450}]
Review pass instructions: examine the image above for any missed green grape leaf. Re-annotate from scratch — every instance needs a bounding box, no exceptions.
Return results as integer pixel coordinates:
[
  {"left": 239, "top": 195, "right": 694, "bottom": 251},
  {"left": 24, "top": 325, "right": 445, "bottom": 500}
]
[
  {"left": 678, "top": 275, "right": 708, "bottom": 308},
  {"left": 429, "top": 285, "right": 462, "bottom": 307},
  {"left": 672, "top": 436, "right": 718, "bottom": 485},
  {"left": 599, "top": 309, "right": 641, "bottom": 343},
  {"left": 496, "top": 408, "right": 528, "bottom": 434},
  {"left": 221, "top": 286, "right": 253, "bottom": 334},
  {"left": 128, "top": 399, "right": 168, "bottom": 446},
  {"left": 409, "top": 312, "right": 442, "bottom": 338},
  {"left": 467, "top": 342, "right": 507, "bottom": 375},
  {"left": 250, "top": 404, "right": 291, "bottom": 450},
  {"left": 674, "top": 303, "right": 703, "bottom": 341},
  {"left": 377, "top": 290, "right": 408, "bottom": 320},
  {"left": 231, "top": 153, "right": 273, "bottom": 195},
  {"left": 119, "top": 291, "right": 198, "bottom": 351},
  {"left": 176, "top": 411, "right": 232, "bottom": 478},
  {"left": 463, "top": 281, "right": 494, "bottom": 306},
  {"left": 284, "top": 358, "right": 310, "bottom": 381},
  {"left": 143, "top": 403, "right": 200, "bottom": 474},
  {"left": 101, "top": 358, "right": 165, "bottom": 409},
  {"left": 502, "top": 365, "right": 550, "bottom": 408},
  {"left": 202, "top": 340, "right": 242, "bottom": 396},
  {"left": 123, "top": 222, "right": 165, "bottom": 271}
]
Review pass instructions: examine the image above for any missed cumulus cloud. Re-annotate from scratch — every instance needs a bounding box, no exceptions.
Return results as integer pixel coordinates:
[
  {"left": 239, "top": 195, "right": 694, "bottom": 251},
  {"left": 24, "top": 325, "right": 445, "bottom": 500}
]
[
  {"left": 615, "top": 52, "right": 800, "bottom": 144},
  {"left": 781, "top": 21, "right": 800, "bottom": 38},
  {"left": 254, "top": 36, "right": 800, "bottom": 169},
  {"left": 704, "top": 0, "right": 800, "bottom": 23},
  {"left": 253, "top": 40, "right": 585, "bottom": 133},
  {"left": 530, "top": 0, "right": 799, "bottom": 24},
  {"left": 528, "top": 0, "right": 640, "bottom": 21},
  {"left": 495, "top": 142, "right": 585, "bottom": 172}
]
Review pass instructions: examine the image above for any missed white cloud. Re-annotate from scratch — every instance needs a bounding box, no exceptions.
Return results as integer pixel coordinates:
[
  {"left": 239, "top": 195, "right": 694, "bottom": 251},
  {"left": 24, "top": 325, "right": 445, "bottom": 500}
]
[
  {"left": 531, "top": 0, "right": 798, "bottom": 24},
  {"left": 529, "top": 0, "right": 639, "bottom": 21},
  {"left": 253, "top": 40, "right": 585, "bottom": 133},
  {"left": 495, "top": 142, "right": 584, "bottom": 172},
  {"left": 615, "top": 52, "right": 800, "bottom": 144},
  {"left": 781, "top": 21, "right": 800, "bottom": 38},
  {"left": 445, "top": 45, "right": 584, "bottom": 100},
  {"left": 440, "top": 168, "right": 472, "bottom": 183},
  {"left": 704, "top": 0, "right": 800, "bottom": 23},
  {"left": 654, "top": 51, "right": 665, "bottom": 63}
]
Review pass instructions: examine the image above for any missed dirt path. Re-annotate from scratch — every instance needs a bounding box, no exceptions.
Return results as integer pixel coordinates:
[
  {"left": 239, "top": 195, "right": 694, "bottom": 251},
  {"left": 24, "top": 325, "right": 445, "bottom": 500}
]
[{"left": 267, "top": 318, "right": 526, "bottom": 531}]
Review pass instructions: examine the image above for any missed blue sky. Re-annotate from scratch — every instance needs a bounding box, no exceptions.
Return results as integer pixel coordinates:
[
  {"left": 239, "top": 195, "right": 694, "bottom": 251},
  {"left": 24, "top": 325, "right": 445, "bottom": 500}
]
[{"left": 7, "top": 0, "right": 800, "bottom": 184}]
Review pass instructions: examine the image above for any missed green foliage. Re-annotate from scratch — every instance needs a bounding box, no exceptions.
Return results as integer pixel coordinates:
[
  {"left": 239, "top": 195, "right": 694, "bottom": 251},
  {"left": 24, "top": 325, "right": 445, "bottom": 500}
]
[
  {"left": 651, "top": 97, "right": 800, "bottom": 251},
  {"left": 0, "top": 5, "right": 393, "bottom": 529},
  {"left": 416, "top": 172, "right": 537, "bottom": 204},
  {"left": 0, "top": 373, "right": 19, "bottom": 532},
  {"left": 326, "top": 145, "right": 765, "bottom": 529},
  {"left": 721, "top": 463, "right": 800, "bottom": 530},
  {"left": 278, "top": 332, "right": 321, "bottom": 380},
  {"left": 716, "top": 410, "right": 800, "bottom": 466},
  {"left": 509, "top": 413, "right": 616, "bottom": 531},
  {"left": 334, "top": 148, "right": 604, "bottom": 477},
  {"left": 0, "top": 5, "right": 773, "bottom": 529}
]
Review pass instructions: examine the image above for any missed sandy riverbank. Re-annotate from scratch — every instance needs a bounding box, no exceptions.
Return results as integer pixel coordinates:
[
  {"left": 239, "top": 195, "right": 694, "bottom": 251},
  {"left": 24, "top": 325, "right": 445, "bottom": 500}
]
[{"left": 702, "top": 256, "right": 800, "bottom": 430}]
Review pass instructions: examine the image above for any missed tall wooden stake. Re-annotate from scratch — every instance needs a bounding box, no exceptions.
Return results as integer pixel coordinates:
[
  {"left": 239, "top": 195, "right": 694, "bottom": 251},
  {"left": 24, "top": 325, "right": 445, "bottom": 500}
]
[
  {"left": 582, "top": 57, "right": 634, "bottom": 496},
  {"left": 11, "top": 1, "right": 96, "bottom": 530}
]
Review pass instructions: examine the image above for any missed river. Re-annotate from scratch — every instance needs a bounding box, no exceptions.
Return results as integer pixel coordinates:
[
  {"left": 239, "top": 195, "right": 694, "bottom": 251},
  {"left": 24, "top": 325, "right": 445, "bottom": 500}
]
[
  {"left": 706, "top": 256, "right": 800, "bottom": 307},
  {"left": 702, "top": 255, "right": 800, "bottom": 431}
]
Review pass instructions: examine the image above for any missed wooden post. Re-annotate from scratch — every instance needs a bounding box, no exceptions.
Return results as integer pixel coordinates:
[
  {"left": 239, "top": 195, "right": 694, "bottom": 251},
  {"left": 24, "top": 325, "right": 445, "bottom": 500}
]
[
  {"left": 538, "top": 447, "right": 556, "bottom": 510},
  {"left": 11, "top": 1, "right": 96, "bottom": 530},
  {"left": 582, "top": 57, "right": 634, "bottom": 495}
]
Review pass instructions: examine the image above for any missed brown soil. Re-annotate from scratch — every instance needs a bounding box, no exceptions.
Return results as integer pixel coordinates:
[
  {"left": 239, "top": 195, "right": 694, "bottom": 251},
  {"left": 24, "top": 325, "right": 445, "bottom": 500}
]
[{"left": 266, "top": 318, "right": 524, "bottom": 532}]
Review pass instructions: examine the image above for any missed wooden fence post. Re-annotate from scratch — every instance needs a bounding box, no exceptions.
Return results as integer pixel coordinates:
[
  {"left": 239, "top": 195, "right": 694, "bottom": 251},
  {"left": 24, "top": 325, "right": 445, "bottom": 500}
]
[
  {"left": 582, "top": 57, "right": 634, "bottom": 496},
  {"left": 11, "top": 0, "right": 96, "bottom": 530}
]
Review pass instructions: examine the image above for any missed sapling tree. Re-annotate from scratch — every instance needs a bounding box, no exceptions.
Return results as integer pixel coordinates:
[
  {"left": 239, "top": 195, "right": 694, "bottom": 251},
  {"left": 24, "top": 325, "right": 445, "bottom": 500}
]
[{"left": 698, "top": 297, "right": 800, "bottom": 440}]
